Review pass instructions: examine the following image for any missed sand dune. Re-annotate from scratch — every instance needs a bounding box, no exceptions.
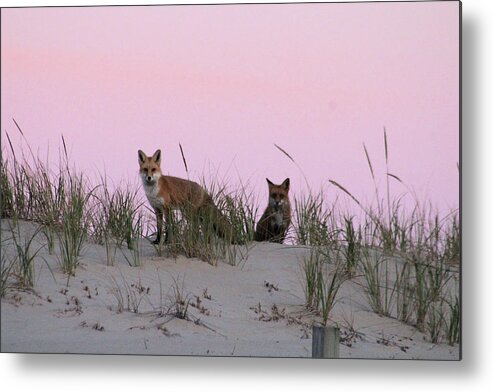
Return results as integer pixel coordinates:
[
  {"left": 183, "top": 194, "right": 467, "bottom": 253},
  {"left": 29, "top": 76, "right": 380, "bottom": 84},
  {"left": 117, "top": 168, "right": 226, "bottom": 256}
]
[{"left": 0, "top": 220, "right": 459, "bottom": 359}]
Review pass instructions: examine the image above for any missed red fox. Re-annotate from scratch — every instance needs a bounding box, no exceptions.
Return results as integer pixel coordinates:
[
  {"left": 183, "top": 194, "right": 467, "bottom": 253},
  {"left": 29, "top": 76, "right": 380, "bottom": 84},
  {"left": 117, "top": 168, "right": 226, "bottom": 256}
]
[
  {"left": 138, "top": 149, "right": 233, "bottom": 244},
  {"left": 254, "top": 178, "right": 291, "bottom": 243}
]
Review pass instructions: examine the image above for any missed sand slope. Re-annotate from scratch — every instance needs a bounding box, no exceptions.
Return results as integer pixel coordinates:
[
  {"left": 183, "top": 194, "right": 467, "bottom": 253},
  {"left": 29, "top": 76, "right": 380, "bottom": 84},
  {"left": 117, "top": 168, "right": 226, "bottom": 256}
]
[{"left": 0, "top": 221, "right": 459, "bottom": 359}]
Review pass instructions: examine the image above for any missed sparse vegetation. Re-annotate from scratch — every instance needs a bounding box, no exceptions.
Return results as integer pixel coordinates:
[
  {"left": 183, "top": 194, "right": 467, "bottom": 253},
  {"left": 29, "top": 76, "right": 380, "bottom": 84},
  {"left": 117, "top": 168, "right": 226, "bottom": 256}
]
[
  {"left": 294, "top": 130, "right": 460, "bottom": 345},
  {"left": 57, "top": 174, "right": 91, "bottom": 275},
  {"left": 1, "top": 124, "right": 460, "bottom": 347},
  {"left": 7, "top": 219, "right": 45, "bottom": 289},
  {"left": 169, "top": 274, "right": 191, "bottom": 320},
  {"left": 0, "top": 129, "right": 253, "bottom": 271},
  {"left": 302, "top": 246, "right": 347, "bottom": 326},
  {"left": 90, "top": 179, "right": 145, "bottom": 266},
  {"left": 324, "top": 130, "right": 460, "bottom": 344},
  {"left": 0, "top": 237, "right": 16, "bottom": 297},
  {"left": 107, "top": 273, "right": 151, "bottom": 314},
  {"left": 294, "top": 191, "right": 335, "bottom": 246}
]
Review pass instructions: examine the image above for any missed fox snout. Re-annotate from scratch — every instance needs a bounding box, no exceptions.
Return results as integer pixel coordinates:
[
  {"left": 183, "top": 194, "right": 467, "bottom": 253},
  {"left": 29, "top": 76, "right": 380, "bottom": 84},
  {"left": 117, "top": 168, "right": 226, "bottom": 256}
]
[
  {"left": 271, "top": 199, "right": 284, "bottom": 208},
  {"left": 142, "top": 172, "right": 158, "bottom": 185}
]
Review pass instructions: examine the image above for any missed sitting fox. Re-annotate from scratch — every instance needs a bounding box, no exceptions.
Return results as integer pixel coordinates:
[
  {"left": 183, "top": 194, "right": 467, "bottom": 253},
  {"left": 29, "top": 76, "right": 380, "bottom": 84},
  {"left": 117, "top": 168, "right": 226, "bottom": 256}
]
[
  {"left": 138, "top": 149, "right": 233, "bottom": 244},
  {"left": 254, "top": 178, "right": 291, "bottom": 244}
]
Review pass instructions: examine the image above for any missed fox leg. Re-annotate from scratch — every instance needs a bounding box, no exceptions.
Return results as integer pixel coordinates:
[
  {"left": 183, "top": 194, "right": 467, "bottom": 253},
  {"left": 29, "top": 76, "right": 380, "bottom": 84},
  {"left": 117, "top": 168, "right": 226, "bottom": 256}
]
[
  {"left": 274, "top": 233, "right": 285, "bottom": 244},
  {"left": 153, "top": 209, "right": 163, "bottom": 244},
  {"left": 254, "top": 228, "right": 265, "bottom": 242},
  {"left": 271, "top": 225, "right": 285, "bottom": 244},
  {"left": 277, "top": 226, "right": 289, "bottom": 244},
  {"left": 254, "top": 215, "right": 268, "bottom": 242},
  {"left": 163, "top": 208, "right": 173, "bottom": 243}
]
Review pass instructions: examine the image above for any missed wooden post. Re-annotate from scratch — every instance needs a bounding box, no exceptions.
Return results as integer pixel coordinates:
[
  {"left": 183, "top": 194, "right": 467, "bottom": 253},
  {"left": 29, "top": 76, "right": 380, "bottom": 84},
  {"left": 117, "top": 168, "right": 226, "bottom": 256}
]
[{"left": 312, "top": 326, "right": 340, "bottom": 358}]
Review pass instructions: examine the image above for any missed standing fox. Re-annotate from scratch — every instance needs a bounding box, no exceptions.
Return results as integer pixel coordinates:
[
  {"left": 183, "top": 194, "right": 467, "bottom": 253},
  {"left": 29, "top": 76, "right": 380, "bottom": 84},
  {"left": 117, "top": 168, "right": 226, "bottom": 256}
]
[
  {"left": 138, "top": 149, "right": 233, "bottom": 244},
  {"left": 254, "top": 178, "right": 291, "bottom": 244}
]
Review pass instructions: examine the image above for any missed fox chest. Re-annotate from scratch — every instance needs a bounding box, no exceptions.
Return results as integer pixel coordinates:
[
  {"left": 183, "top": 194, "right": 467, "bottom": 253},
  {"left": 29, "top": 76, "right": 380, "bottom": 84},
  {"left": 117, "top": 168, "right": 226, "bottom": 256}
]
[
  {"left": 144, "top": 184, "right": 165, "bottom": 211},
  {"left": 269, "top": 211, "right": 285, "bottom": 231}
]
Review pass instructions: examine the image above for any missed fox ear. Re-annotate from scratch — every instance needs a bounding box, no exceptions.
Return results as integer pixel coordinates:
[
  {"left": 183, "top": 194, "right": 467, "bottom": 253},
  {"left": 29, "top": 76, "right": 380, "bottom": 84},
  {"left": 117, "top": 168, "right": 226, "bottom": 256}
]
[
  {"left": 266, "top": 178, "right": 274, "bottom": 187},
  {"left": 281, "top": 178, "right": 290, "bottom": 190},
  {"left": 138, "top": 150, "right": 147, "bottom": 165},
  {"left": 152, "top": 149, "right": 161, "bottom": 164}
]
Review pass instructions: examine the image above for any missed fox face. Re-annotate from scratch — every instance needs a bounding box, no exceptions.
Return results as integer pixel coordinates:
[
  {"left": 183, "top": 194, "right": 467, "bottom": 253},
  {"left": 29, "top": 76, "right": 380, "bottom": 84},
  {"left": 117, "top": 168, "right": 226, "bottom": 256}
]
[
  {"left": 138, "top": 149, "right": 162, "bottom": 186},
  {"left": 267, "top": 178, "right": 290, "bottom": 211},
  {"left": 255, "top": 177, "right": 291, "bottom": 243}
]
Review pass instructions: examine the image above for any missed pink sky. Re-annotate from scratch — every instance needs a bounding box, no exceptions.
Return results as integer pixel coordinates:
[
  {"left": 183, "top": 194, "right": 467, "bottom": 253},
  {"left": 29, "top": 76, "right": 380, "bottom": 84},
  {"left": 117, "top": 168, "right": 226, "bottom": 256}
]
[{"left": 1, "top": 2, "right": 459, "bottom": 213}]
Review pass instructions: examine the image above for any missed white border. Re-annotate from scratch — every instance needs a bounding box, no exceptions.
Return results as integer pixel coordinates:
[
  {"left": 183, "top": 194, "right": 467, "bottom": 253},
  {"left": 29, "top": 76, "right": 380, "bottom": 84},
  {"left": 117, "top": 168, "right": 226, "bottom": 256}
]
[{"left": 1, "top": 0, "right": 492, "bottom": 391}]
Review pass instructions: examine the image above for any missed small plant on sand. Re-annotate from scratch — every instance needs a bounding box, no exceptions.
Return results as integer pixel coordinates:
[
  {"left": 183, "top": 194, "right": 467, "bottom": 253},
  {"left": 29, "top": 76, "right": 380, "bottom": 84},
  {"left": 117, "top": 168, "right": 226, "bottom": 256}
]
[
  {"left": 107, "top": 273, "right": 150, "bottom": 313},
  {"left": 443, "top": 214, "right": 460, "bottom": 265},
  {"left": 120, "top": 210, "right": 145, "bottom": 267},
  {"left": 2, "top": 145, "right": 32, "bottom": 220},
  {"left": 92, "top": 207, "right": 118, "bottom": 266},
  {"left": 91, "top": 181, "right": 141, "bottom": 245},
  {"left": 57, "top": 174, "right": 90, "bottom": 275},
  {"left": 445, "top": 294, "right": 460, "bottom": 345},
  {"left": 317, "top": 251, "right": 347, "bottom": 326},
  {"left": 294, "top": 191, "right": 335, "bottom": 246},
  {"left": 213, "top": 183, "right": 259, "bottom": 245},
  {"left": 394, "top": 261, "right": 415, "bottom": 324},
  {"left": 169, "top": 274, "right": 191, "bottom": 320},
  {"left": 302, "top": 249, "right": 322, "bottom": 310},
  {"left": 341, "top": 215, "right": 361, "bottom": 277},
  {"left": 410, "top": 254, "right": 436, "bottom": 331},
  {"left": 0, "top": 153, "right": 14, "bottom": 219},
  {"left": 0, "top": 238, "right": 16, "bottom": 297},
  {"left": 91, "top": 181, "right": 145, "bottom": 266},
  {"left": 302, "top": 246, "right": 347, "bottom": 325},
  {"left": 426, "top": 298, "right": 447, "bottom": 344},
  {"left": 26, "top": 158, "right": 68, "bottom": 254},
  {"left": 8, "top": 220, "right": 44, "bottom": 289},
  {"left": 211, "top": 181, "right": 259, "bottom": 266},
  {"left": 360, "top": 248, "right": 396, "bottom": 317},
  {"left": 110, "top": 186, "right": 143, "bottom": 250}
]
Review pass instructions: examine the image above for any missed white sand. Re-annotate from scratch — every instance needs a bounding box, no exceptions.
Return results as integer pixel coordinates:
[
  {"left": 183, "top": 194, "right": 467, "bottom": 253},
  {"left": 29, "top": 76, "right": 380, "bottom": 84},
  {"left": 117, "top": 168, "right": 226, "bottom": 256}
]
[{"left": 0, "top": 220, "right": 459, "bottom": 359}]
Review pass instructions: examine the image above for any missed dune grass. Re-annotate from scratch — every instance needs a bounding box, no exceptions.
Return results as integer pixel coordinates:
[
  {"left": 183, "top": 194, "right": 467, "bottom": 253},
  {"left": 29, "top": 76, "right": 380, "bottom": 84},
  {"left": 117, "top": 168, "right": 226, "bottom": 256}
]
[
  {"left": 4, "top": 218, "right": 46, "bottom": 289},
  {"left": 301, "top": 244, "right": 347, "bottom": 326},
  {"left": 1, "top": 131, "right": 254, "bottom": 271},
  {"left": 57, "top": 174, "right": 91, "bottom": 275},
  {"left": 0, "top": 242, "right": 16, "bottom": 297},
  {"left": 294, "top": 191, "right": 337, "bottom": 247},
  {"left": 289, "top": 131, "right": 460, "bottom": 345},
  {"left": 331, "top": 134, "right": 458, "bottom": 344},
  {"left": 1, "top": 126, "right": 460, "bottom": 345},
  {"left": 90, "top": 178, "right": 145, "bottom": 266}
]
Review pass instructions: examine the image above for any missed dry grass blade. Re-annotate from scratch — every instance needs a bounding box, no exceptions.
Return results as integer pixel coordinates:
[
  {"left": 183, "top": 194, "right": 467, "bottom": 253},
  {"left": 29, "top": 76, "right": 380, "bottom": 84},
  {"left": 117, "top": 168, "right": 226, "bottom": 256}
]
[
  {"left": 273, "top": 143, "right": 312, "bottom": 190},
  {"left": 61, "top": 134, "right": 68, "bottom": 160},
  {"left": 274, "top": 143, "right": 295, "bottom": 163},
  {"left": 12, "top": 118, "right": 25, "bottom": 137},
  {"left": 328, "top": 179, "right": 362, "bottom": 207},
  {"left": 5, "top": 132, "right": 16, "bottom": 160},
  {"left": 12, "top": 118, "right": 36, "bottom": 160},
  {"left": 179, "top": 143, "right": 188, "bottom": 175},
  {"left": 384, "top": 127, "right": 388, "bottom": 163},
  {"left": 363, "top": 143, "right": 375, "bottom": 181},
  {"left": 387, "top": 173, "right": 403, "bottom": 183}
]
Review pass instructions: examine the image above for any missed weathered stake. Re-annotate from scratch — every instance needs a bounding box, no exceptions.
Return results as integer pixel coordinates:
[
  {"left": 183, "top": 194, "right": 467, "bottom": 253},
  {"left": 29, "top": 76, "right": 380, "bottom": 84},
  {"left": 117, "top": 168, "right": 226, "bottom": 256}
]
[{"left": 312, "top": 326, "right": 340, "bottom": 358}]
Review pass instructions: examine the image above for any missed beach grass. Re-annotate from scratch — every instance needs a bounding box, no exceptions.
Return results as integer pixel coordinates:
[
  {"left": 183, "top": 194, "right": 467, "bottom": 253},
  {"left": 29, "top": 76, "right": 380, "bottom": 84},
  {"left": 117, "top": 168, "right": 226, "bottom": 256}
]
[{"left": 1, "top": 128, "right": 460, "bottom": 345}]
